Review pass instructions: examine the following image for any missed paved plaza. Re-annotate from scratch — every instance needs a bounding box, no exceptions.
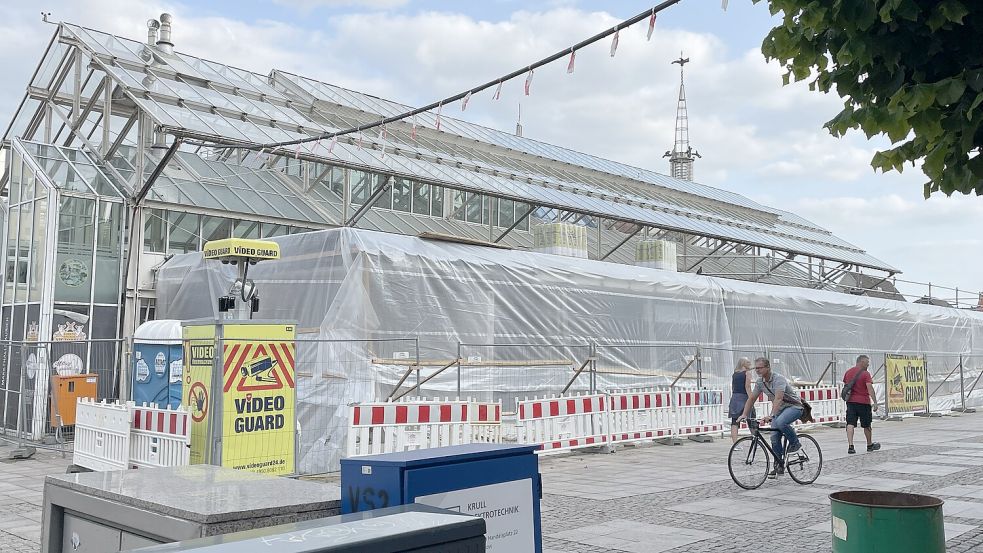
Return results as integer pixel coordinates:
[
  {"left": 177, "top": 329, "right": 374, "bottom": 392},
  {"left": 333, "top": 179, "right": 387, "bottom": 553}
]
[{"left": 4, "top": 413, "right": 983, "bottom": 552}]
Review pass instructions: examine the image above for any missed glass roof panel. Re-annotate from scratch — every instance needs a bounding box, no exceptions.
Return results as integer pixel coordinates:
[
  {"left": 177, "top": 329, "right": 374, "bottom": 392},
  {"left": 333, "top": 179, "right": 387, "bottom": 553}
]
[
  {"left": 131, "top": 98, "right": 181, "bottom": 128},
  {"left": 17, "top": 140, "right": 125, "bottom": 197},
  {"left": 56, "top": 25, "right": 893, "bottom": 270}
]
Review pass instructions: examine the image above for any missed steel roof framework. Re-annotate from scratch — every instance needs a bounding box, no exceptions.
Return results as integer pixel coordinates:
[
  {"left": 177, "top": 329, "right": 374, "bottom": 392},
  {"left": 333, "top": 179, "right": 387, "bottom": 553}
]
[{"left": 1, "top": 22, "right": 900, "bottom": 299}]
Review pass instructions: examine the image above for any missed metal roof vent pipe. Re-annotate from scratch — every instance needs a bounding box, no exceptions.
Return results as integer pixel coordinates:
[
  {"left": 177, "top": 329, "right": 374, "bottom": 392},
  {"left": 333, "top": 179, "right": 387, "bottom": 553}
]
[
  {"left": 157, "top": 13, "right": 174, "bottom": 54},
  {"left": 147, "top": 18, "right": 159, "bottom": 45}
]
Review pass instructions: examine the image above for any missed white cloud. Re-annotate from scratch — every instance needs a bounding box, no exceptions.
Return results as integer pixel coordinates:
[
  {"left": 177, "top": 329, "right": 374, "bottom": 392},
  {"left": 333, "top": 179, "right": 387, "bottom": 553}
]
[
  {"left": 792, "top": 193, "right": 983, "bottom": 288},
  {"left": 272, "top": 0, "right": 408, "bottom": 10}
]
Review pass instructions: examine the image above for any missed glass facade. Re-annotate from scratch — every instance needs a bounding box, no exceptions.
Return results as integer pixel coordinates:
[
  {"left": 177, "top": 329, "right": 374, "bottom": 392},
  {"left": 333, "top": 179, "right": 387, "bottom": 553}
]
[{"left": 0, "top": 141, "right": 127, "bottom": 428}]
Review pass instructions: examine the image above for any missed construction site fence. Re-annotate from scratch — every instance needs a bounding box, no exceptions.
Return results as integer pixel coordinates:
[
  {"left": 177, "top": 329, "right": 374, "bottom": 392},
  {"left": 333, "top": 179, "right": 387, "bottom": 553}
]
[
  {"left": 0, "top": 338, "right": 127, "bottom": 452},
  {"left": 3, "top": 334, "right": 980, "bottom": 474}
]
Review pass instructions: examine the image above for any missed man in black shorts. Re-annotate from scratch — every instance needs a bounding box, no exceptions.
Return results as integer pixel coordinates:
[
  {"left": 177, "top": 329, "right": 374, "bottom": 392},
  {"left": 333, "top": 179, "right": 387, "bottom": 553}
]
[{"left": 842, "top": 355, "right": 880, "bottom": 454}]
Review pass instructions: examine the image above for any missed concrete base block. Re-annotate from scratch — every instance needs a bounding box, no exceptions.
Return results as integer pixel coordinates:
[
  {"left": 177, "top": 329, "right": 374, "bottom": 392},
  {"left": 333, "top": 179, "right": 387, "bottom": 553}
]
[
  {"left": 658, "top": 437, "right": 683, "bottom": 446},
  {"left": 687, "top": 434, "right": 714, "bottom": 443}
]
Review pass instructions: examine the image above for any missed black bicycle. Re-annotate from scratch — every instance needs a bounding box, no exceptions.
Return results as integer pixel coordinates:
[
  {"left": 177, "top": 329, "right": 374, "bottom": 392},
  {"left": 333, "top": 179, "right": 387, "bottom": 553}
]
[{"left": 728, "top": 418, "right": 823, "bottom": 489}]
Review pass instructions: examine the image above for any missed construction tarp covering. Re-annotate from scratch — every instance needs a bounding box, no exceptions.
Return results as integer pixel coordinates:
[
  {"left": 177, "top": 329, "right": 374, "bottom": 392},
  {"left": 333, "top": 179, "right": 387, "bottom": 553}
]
[{"left": 157, "top": 228, "right": 983, "bottom": 472}]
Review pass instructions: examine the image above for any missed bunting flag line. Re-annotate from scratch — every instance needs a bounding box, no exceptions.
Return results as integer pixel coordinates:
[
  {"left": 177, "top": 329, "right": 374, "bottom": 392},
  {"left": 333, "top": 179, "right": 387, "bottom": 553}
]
[
  {"left": 379, "top": 124, "right": 387, "bottom": 159},
  {"left": 188, "top": 4, "right": 688, "bottom": 155},
  {"left": 411, "top": 115, "right": 418, "bottom": 140},
  {"left": 328, "top": 137, "right": 337, "bottom": 154}
]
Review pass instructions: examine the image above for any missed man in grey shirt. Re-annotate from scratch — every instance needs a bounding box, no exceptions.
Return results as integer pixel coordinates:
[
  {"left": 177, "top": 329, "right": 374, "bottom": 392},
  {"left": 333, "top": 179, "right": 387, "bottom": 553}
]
[{"left": 739, "top": 357, "right": 804, "bottom": 477}]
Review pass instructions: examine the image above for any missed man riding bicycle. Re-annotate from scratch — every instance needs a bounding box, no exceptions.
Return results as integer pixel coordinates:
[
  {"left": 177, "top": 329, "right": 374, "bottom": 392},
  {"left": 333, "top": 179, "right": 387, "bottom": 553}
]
[{"left": 739, "top": 357, "right": 804, "bottom": 478}]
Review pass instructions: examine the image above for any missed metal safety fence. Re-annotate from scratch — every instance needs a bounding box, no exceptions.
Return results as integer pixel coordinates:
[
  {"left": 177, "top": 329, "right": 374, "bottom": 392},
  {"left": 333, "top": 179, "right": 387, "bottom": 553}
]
[
  {"left": 11, "top": 331, "right": 978, "bottom": 474},
  {"left": 0, "top": 338, "right": 126, "bottom": 453}
]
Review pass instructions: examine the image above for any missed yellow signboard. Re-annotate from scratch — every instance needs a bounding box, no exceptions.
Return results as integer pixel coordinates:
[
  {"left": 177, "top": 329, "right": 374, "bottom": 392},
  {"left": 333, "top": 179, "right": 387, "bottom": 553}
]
[
  {"left": 183, "top": 324, "right": 216, "bottom": 466},
  {"left": 886, "top": 354, "right": 928, "bottom": 415},
  {"left": 221, "top": 323, "right": 296, "bottom": 475},
  {"left": 182, "top": 322, "right": 296, "bottom": 476},
  {"left": 202, "top": 238, "right": 280, "bottom": 262}
]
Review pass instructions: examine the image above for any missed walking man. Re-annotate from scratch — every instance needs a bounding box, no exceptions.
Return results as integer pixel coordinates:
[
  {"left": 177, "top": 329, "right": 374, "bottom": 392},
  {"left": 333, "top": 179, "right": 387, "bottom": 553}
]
[{"left": 843, "top": 354, "right": 880, "bottom": 454}]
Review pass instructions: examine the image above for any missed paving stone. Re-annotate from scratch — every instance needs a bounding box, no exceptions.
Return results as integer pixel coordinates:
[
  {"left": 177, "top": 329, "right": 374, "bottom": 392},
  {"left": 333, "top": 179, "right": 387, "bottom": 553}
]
[
  {"left": 7, "top": 411, "right": 983, "bottom": 552},
  {"left": 870, "top": 461, "right": 967, "bottom": 476},
  {"left": 910, "top": 454, "right": 983, "bottom": 466}
]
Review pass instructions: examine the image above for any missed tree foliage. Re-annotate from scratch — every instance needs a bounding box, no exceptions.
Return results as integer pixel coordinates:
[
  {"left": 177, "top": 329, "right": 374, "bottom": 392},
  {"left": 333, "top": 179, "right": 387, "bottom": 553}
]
[{"left": 755, "top": 0, "right": 983, "bottom": 197}]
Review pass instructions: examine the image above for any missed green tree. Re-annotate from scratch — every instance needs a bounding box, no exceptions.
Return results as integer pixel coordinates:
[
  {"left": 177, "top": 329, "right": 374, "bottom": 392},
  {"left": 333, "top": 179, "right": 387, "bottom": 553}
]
[{"left": 755, "top": 0, "right": 983, "bottom": 196}]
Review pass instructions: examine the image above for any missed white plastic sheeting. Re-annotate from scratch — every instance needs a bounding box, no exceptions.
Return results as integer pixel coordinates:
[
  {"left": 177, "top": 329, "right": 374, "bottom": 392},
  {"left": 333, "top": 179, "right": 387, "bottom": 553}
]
[{"left": 157, "top": 227, "right": 983, "bottom": 472}]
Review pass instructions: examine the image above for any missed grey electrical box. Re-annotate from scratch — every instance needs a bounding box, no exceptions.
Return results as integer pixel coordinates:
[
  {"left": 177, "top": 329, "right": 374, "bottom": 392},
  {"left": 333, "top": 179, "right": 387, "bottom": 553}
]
[
  {"left": 42, "top": 465, "right": 341, "bottom": 553},
  {"left": 124, "top": 504, "right": 485, "bottom": 552}
]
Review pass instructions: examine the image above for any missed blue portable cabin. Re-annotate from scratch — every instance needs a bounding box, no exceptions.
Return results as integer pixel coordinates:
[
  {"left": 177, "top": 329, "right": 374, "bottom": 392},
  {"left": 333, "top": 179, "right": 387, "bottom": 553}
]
[{"left": 131, "top": 320, "right": 183, "bottom": 409}]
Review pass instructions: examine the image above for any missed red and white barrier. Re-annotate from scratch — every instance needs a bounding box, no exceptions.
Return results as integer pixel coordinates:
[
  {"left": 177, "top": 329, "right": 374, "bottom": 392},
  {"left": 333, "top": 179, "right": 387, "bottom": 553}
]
[
  {"left": 73, "top": 399, "right": 132, "bottom": 471},
  {"left": 344, "top": 390, "right": 731, "bottom": 458},
  {"left": 129, "top": 403, "right": 191, "bottom": 469},
  {"left": 347, "top": 401, "right": 472, "bottom": 457},
  {"left": 798, "top": 386, "right": 844, "bottom": 426},
  {"left": 607, "top": 389, "right": 673, "bottom": 444},
  {"left": 750, "top": 385, "right": 844, "bottom": 430},
  {"left": 470, "top": 400, "right": 503, "bottom": 444},
  {"left": 674, "top": 389, "right": 725, "bottom": 438},
  {"left": 516, "top": 393, "right": 609, "bottom": 454}
]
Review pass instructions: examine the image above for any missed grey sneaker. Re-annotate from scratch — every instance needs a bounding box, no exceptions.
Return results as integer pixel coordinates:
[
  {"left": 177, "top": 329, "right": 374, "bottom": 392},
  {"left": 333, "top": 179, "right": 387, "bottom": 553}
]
[
  {"left": 848, "top": 445, "right": 856, "bottom": 454},
  {"left": 867, "top": 442, "right": 881, "bottom": 452}
]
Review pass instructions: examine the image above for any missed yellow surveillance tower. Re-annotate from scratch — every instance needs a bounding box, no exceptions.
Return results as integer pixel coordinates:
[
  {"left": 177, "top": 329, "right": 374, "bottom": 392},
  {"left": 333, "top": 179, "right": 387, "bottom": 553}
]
[
  {"left": 184, "top": 238, "right": 297, "bottom": 476},
  {"left": 202, "top": 238, "right": 281, "bottom": 317}
]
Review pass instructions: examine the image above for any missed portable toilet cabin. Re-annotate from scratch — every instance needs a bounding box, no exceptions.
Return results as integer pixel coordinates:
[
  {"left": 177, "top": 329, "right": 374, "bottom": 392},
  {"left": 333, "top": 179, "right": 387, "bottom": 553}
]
[{"left": 131, "top": 320, "right": 183, "bottom": 409}]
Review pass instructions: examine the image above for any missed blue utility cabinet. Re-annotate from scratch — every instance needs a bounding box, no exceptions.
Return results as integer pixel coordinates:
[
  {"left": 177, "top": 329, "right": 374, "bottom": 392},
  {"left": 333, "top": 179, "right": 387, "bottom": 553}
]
[{"left": 341, "top": 444, "right": 542, "bottom": 553}]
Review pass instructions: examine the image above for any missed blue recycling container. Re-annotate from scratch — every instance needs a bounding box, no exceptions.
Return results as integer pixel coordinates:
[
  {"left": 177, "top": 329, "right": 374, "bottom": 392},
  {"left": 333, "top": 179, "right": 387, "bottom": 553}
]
[
  {"left": 131, "top": 320, "right": 184, "bottom": 409},
  {"left": 341, "top": 443, "right": 542, "bottom": 552}
]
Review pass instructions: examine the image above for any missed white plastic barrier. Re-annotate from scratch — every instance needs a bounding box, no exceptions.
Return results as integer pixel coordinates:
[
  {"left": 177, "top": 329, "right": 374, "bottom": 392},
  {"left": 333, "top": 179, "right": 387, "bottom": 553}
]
[
  {"left": 607, "top": 388, "right": 673, "bottom": 445},
  {"left": 749, "top": 385, "right": 844, "bottom": 430},
  {"left": 516, "top": 393, "right": 609, "bottom": 454},
  {"left": 469, "top": 400, "right": 503, "bottom": 444},
  {"left": 347, "top": 401, "right": 471, "bottom": 457},
  {"left": 798, "top": 386, "right": 844, "bottom": 427},
  {"left": 129, "top": 403, "right": 191, "bottom": 469},
  {"left": 73, "top": 399, "right": 132, "bottom": 471},
  {"left": 674, "top": 389, "right": 725, "bottom": 438}
]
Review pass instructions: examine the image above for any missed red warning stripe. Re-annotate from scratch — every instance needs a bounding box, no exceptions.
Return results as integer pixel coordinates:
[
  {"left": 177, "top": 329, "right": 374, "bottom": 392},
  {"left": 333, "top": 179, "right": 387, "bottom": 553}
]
[
  {"left": 268, "top": 343, "right": 295, "bottom": 389},
  {"left": 130, "top": 407, "right": 189, "bottom": 436},
  {"left": 224, "top": 343, "right": 253, "bottom": 392},
  {"left": 281, "top": 343, "right": 295, "bottom": 372}
]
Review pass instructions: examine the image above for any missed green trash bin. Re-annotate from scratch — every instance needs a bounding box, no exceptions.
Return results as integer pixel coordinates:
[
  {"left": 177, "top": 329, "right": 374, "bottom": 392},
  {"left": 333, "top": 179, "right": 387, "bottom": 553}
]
[{"left": 829, "top": 490, "right": 945, "bottom": 553}]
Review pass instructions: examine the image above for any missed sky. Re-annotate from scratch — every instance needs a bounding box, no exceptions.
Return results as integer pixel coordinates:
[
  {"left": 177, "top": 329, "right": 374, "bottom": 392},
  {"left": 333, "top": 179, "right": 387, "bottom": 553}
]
[{"left": 1, "top": 0, "right": 981, "bottom": 302}]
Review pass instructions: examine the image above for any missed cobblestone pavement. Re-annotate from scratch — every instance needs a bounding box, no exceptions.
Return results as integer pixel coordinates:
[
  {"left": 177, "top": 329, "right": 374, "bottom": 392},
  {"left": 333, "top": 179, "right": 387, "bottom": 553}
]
[
  {"left": 540, "top": 412, "right": 983, "bottom": 552},
  {"left": 0, "top": 443, "right": 71, "bottom": 553},
  {"left": 3, "top": 414, "right": 983, "bottom": 552}
]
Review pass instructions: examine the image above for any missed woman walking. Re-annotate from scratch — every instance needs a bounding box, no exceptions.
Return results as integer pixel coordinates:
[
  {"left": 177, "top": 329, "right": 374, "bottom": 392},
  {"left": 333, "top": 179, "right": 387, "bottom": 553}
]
[{"left": 729, "top": 357, "right": 755, "bottom": 443}]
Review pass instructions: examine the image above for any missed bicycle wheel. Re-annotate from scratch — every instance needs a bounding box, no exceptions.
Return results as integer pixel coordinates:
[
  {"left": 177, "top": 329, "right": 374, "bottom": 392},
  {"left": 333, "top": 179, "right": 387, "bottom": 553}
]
[
  {"left": 728, "top": 436, "right": 770, "bottom": 490},
  {"left": 786, "top": 434, "right": 823, "bottom": 485}
]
